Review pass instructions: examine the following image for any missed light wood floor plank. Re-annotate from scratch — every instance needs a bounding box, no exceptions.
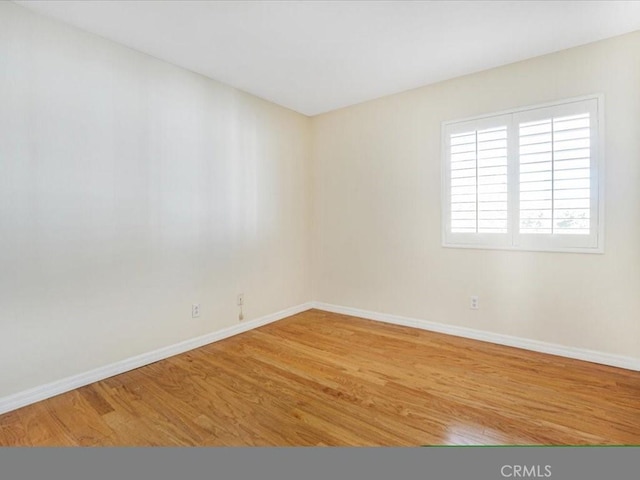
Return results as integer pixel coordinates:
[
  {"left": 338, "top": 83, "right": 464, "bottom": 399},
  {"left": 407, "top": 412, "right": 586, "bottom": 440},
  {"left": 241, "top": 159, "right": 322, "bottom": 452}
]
[{"left": 0, "top": 309, "right": 638, "bottom": 446}]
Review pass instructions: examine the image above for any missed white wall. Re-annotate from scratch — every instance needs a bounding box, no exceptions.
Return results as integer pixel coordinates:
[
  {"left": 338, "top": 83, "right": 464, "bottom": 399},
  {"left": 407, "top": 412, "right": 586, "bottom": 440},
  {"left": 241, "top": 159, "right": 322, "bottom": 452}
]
[
  {"left": 312, "top": 31, "right": 640, "bottom": 360},
  {"left": 0, "top": 2, "right": 311, "bottom": 397}
]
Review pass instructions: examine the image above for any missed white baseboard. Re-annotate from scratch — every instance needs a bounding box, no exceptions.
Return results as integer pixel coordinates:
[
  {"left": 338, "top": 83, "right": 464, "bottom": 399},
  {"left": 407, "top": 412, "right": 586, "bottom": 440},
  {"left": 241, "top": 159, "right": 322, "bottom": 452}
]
[
  {"left": 312, "top": 302, "right": 640, "bottom": 372},
  {"left": 0, "top": 302, "right": 313, "bottom": 416}
]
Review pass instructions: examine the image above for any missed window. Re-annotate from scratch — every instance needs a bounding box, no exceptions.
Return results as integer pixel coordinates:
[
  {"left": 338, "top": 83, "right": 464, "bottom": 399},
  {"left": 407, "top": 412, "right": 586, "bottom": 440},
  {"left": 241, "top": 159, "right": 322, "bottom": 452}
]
[{"left": 442, "top": 95, "right": 603, "bottom": 253}]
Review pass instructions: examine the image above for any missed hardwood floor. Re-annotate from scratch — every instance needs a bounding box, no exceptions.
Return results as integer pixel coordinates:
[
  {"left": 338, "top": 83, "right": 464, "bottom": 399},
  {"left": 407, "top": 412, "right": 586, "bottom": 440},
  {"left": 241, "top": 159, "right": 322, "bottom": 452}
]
[{"left": 1, "top": 309, "right": 639, "bottom": 446}]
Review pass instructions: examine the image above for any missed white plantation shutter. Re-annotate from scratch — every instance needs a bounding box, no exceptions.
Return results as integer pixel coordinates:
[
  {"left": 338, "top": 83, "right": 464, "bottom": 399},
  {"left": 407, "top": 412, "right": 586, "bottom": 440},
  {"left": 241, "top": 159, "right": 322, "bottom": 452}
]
[
  {"left": 450, "top": 127, "right": 508, "bottom": 233},
  {"left": 443, "top": 95, "right": 602, "bottom": 252},
  {"left": 445, "top": 115, "right": 511, "bottom": 247},
  {"left": 477, "top": 126, "right": 509, "bottom": 233},
  {"left": 514, "top": 99, "right": 599, "bottom": 250},
  {"left": 518, "top": 114, "right": 590, "bottom": 234},
  {"left": 449, "top": 130, "right": 478, "bottom": 233}
]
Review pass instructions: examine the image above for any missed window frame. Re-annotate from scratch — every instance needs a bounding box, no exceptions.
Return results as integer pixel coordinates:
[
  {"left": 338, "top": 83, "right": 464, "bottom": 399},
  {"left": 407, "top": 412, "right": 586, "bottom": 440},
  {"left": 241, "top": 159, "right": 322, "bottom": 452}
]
[{"left": 441, "top": 94, "right": 605, "bottom": 254}]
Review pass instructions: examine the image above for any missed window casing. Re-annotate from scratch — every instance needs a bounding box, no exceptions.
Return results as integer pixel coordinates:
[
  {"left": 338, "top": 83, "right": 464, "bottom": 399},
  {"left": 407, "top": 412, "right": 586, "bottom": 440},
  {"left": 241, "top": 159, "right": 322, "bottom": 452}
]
[{"left": 442, "top": 95, "right": 603, "bottom": 253}]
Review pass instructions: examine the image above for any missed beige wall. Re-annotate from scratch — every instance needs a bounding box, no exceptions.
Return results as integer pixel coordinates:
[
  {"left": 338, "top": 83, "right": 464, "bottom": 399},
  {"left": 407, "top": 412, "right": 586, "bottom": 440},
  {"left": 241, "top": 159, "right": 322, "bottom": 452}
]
[
  {"left": 312, "top": 31, "right": 640, "bottom": 360},
  {"left": 0, "top": 2, "right": 312, "bottom": 397}
]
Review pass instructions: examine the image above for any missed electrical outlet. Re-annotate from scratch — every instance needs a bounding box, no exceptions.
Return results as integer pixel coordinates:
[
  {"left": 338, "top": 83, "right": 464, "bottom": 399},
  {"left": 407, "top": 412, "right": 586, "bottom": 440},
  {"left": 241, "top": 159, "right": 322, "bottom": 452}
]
[
  {"left": 237, "top": 293, "right": 244, "bottom": 306},
  {"left": 470, "top": 296, "right": 479, "bottom": 310},
  {"left": 192, "top": 304, "right": 201, "bottom": 318}
]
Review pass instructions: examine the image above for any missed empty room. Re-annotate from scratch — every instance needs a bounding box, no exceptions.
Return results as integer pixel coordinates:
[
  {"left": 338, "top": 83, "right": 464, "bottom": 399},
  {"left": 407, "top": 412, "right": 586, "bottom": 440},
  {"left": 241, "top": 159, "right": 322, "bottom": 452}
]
[{"left": 1, "top": 0, "right": 639, "bottom": 449}]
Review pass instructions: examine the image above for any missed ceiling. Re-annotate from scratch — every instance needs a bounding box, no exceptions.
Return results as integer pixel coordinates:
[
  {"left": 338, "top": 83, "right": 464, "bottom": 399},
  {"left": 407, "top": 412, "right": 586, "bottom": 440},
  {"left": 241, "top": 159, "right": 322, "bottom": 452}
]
[{"left": 13, "top": 0, "right": 640, "bottom": 116}]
